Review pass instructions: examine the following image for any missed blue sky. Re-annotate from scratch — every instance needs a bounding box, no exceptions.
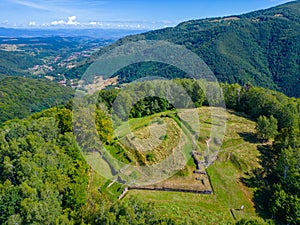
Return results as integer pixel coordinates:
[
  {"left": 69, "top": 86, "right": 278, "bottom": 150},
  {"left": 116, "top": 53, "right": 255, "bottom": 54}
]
[{"left": 0, "top": 0, "right": 295, "bottom": 29}]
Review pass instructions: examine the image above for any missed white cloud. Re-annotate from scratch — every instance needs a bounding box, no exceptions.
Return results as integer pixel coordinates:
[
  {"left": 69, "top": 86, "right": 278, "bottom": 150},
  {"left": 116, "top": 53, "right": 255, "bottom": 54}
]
[
  {"left": 51, "top": 20, "right": 65, "bottom": 25},
  {"left": 67, "top": 16, "right": 79, "bottom": 25},
  {"left": 68, "top": 16, "right": 76, "bottom": 21},
  {"left": 81, "top": 20, "right": 176, "bottom": 30},
  {"left": 50, "top": 16, "right": 80, "bottom": 26},
  {"left": 28, "top": 21, "right": 36, "bottom": 26}
]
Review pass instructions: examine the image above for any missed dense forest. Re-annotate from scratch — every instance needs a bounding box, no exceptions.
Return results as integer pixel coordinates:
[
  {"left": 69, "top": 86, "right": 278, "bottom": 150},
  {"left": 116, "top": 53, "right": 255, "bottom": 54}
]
[
  {"left": 0, "top": 107, "right": 169, "bottom": 224},
  {"left": 0, "top": 51, "right": 42, "bottom": 77},
  {"left": 0, "top": 76, "right": 74, "bottom": 123},
  {"left": 0, "top": 79, "right": 299, "bottom": 224},
  {"left": 76, "top": 0, "right": 300, "bottom": 97}
]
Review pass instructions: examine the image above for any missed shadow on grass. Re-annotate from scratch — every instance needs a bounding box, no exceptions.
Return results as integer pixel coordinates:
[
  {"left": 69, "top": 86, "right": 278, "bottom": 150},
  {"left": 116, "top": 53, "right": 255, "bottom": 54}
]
[
  {"left": 240, "top": 144, "right": 277, "bottom": 220},
  {"left": 204, "top": 121, "right": 223, "bottom": 126},
  {"left": 238, "top": 132, "right": 259, "bottom": 143},
  {"left": 227, "top": 110, "right": 255, "bottom": 121}
]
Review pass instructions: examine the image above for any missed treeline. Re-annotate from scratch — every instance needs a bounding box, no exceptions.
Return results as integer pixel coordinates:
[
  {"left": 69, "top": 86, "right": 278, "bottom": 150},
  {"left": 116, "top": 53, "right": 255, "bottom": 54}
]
[
  {"left": 264, "top": 132, "right": 300, "bottom": 224},
  {"left": 0, "top": 76, "right": 74, "bottom": 124},
  {"left": 242, "top": 114, "right": 299, "bottom": 224},
  {"left": 223, "top": 81, "right": 299, "bottom": 225},
  {"left": 95, "top": 79, "right": 299, "bottom": 131}
]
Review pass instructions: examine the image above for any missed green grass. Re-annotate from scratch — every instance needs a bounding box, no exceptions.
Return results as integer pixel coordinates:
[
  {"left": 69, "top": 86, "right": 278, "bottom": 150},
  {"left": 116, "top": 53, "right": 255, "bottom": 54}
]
[
  {"left": 123, "top": 107, "right": 262, "bottom": 224},
  {"left": 127, "top": 190, "right": 233, "bottom": 224},
  {"left": 102, "top": 181, "right": 126, "bottom": 201},
  {"left": 115, "top": 111, "right": 185, "bottom": 165},
  {"left": 87, "top": 107, "right": 262, "bottom": 224},
  {"left": 85, "top": 152, "right": 114, "bottom": 179},
  {"left": 105, "top": 144, "right": 132, "bottom": 164}
]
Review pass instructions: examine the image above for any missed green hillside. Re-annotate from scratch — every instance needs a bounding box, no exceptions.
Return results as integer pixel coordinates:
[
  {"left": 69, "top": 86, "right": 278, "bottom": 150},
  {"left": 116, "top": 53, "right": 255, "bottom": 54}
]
[
  {"left": 0, "top": 50, "right": 41, "bottom": 77},
  {"left": 0, "top": 76, "right": 74, "bottom": 123},
  {"left": 79, "top": 80, "right": 299, "bottom": 224},
  {"left": 0, "top": 80, "right": 299, "bottom": 224},
  {"left": 85, "top": 0, "right": 300, "bottom": 97},
  {"left": 125, "top": 108, "right": 260, "bottom": 224}
]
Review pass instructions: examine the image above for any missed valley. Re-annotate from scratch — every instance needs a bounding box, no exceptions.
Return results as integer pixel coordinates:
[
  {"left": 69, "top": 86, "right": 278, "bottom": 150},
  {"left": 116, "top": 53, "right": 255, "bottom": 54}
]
[{"left": 0, "top": 36, "right": 114, "bottom": 85}]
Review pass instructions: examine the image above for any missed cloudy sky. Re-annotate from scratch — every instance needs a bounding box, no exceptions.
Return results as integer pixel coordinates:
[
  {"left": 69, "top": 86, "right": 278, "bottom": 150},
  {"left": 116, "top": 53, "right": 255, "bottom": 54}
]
[{"left": 0, "top": 0, "right": 294, "bottom": 29}]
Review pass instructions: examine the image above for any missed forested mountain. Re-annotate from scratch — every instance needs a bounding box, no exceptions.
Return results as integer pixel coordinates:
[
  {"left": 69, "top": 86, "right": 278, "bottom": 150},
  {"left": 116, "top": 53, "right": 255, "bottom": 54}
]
[
  {"left": 0, "top": 76, "right": 74, "bottom": 123},
  {"left": 83, "top": 0, "right": 300, "bottom": 97},
  {"left": 0, "top": 50, "right": 42, "bottom": 77}
]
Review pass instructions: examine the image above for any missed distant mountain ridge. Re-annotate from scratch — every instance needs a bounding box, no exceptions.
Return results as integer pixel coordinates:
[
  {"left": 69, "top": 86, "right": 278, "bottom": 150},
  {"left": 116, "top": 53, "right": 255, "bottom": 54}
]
[
  {"left": 0, "top": 27, "right": 146, "bottom": 39},
  {"left": 88, "top": 0, "right": 300, "bottom": 97}
]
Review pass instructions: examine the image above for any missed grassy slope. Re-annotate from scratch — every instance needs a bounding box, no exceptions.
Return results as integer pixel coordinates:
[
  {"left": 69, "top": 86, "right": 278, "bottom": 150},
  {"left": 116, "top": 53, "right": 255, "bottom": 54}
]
[{"left": 123, "top": 108, "right": 261, "bottom": 224}]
